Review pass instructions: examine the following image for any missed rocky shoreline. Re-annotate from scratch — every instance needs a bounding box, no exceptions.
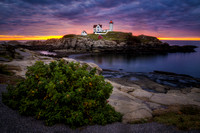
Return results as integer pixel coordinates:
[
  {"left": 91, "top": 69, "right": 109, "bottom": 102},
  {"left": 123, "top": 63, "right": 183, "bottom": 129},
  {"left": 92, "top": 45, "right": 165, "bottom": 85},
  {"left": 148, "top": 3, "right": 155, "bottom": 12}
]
[{"left": 1, "top": 43, "right": 200, "bottom": 123}]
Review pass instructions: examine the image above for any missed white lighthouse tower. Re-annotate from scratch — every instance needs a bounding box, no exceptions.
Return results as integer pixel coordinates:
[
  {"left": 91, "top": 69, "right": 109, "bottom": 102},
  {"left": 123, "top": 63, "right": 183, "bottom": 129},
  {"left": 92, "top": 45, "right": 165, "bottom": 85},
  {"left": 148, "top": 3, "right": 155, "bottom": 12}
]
[{"left": 109, "top": 20, "right": 113, "bottom": 31}]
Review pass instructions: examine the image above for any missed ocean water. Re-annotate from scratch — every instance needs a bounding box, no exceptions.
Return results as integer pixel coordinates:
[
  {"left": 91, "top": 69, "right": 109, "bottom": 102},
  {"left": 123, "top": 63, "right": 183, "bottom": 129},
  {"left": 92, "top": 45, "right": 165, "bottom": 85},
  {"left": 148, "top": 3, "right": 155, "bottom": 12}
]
[{"left": 71, "top": 41, "right": 200, "bottom": 78}]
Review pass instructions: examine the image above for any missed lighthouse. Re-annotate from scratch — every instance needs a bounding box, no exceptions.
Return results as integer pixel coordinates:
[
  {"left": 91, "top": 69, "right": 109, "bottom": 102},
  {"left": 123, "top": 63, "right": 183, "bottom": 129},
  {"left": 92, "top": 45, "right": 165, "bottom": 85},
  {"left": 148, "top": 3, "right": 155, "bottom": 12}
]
[{"left": 109, "top": 20, "right": 113, "bottom": 31}]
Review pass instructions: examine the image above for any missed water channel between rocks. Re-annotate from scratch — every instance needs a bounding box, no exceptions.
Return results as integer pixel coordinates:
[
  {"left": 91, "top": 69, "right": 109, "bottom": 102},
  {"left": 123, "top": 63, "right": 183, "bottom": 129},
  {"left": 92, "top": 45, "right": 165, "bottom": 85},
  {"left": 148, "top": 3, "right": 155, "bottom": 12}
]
[{"left": 39, "top": 40, "right": 200, "bottom": 92}]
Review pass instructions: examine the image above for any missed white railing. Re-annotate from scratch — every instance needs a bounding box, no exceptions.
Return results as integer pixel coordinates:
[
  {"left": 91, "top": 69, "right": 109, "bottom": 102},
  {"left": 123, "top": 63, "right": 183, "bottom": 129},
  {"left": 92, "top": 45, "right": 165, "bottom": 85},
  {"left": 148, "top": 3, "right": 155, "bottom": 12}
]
[{"left": 94, "top": 31, "right": 109, "bottom": 35}]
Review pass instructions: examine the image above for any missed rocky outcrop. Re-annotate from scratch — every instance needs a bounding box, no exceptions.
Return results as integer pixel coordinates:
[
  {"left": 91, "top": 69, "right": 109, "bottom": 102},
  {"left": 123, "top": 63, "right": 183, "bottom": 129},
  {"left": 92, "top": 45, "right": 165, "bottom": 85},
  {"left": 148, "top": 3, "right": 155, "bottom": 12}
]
[
  {"left": 18, "top": 33, "right": 197, "bottom": 54},
  {"left": 1, "top": 48, "right": 102, "bottom": 77}
]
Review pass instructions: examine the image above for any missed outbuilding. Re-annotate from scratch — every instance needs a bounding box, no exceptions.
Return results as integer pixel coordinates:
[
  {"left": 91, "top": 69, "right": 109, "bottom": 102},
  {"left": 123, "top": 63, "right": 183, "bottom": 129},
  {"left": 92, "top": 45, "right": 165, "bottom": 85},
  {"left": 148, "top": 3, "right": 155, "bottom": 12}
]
[{"left": 81, "top": 30, "right": 87, "bottom": 36}]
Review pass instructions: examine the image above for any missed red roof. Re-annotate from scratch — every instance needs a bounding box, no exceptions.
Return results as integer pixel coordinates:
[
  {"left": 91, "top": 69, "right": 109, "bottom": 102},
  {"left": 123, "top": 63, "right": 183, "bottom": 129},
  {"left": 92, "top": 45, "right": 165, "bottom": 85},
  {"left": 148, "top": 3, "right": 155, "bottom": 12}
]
[
  {"left": 109, "top": 20, "right": 113, "bottom": 24},
  {"left": 93, "top": 24, "right": 102, "bottom": 28}
]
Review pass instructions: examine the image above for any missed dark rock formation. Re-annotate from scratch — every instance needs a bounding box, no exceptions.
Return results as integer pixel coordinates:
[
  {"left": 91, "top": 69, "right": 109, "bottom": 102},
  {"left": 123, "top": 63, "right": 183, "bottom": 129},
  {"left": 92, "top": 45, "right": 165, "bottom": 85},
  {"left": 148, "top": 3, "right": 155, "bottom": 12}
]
[
  {"left": 0, "top": 42, "right": 24, "bottom": 61},
  {"left": 106, "top": 70, "right": 200, "bottom": 93},
  {"left": 0, "top": 42, "right": 17, "bottom": 61},
  {"left": 150, "top": 71, "right": 200, "bottom": 88},
  {"left": 0, "top": 42, "right": 16, "bottom": 58}
]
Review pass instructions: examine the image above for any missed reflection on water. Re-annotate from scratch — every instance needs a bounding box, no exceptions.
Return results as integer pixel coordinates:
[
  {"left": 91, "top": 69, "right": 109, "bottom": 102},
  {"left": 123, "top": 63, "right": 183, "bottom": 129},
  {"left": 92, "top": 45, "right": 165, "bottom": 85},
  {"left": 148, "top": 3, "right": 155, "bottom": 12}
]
[
  {"left": 39, "top": 51, "right": 57, "bottom": 56},
  {"left": 70, "top": 41, "right": 200, "bottom": 78}
]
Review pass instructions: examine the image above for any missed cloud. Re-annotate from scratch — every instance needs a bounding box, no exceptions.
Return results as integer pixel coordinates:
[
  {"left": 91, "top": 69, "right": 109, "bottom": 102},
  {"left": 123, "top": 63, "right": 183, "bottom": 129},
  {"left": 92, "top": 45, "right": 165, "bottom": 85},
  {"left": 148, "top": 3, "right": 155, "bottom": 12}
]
[{"left": 0, "top": 0, "right": 200, "bottom": 37}]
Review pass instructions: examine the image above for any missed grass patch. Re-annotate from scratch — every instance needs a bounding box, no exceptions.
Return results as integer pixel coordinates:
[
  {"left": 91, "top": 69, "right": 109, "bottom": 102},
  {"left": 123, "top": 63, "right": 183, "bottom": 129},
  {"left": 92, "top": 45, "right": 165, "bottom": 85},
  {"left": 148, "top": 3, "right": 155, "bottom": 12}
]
[
  {"left": 86, "top": 32, "right": 133, "bottom": 41},
  {"left": 153, "top": 106, "right": 200, "bottom": 130},
  {"left": 86, "top": 34, "right": 99, "bottom": 40},
  {"left": 102, "top": 31, "right": 132, "bottom": 41}
]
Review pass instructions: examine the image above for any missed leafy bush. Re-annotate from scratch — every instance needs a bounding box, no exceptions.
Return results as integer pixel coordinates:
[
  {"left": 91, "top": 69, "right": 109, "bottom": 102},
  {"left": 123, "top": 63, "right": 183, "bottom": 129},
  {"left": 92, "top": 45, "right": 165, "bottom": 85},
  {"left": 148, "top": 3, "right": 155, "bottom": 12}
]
[{"left": 2, "top": 60, "right": 122, "bottom": 128}]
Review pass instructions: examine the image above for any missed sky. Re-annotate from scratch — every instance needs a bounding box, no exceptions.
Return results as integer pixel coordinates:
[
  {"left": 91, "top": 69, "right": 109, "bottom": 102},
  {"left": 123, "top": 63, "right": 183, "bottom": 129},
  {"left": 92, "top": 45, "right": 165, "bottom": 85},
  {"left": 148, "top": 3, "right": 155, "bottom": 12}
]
[{"left": 0, "top": 0, "right": 200, "bottom": 40}]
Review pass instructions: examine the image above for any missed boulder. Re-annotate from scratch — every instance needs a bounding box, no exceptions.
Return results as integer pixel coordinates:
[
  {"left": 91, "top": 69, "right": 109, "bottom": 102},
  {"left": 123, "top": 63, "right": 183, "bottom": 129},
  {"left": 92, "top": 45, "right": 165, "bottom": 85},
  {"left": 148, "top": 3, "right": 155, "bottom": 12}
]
[
  {"left": 84, "top": 62, "right": 102, "bottom": 75},
  {"left": 120, "top": 85, "right": 141, "bottom": 93},
  {"left": 129, "top": 89, "right": 153, "bottom": 99},
  {"left": 107, "top": 79, "right": 153, "bottom": 123},
  {"left": 108, "top": 90, "right": 153, "bottom": 123}
]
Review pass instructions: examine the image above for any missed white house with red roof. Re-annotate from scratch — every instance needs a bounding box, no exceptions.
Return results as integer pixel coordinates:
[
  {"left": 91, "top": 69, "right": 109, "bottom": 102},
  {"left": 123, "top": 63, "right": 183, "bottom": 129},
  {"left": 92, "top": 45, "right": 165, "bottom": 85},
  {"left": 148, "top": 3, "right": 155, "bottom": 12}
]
[
  {"left": 93, "top": 20, "right": 114, "bottom": 34},
  {"left": 93, "top": 24, "right": 103, "bottom": 33}
]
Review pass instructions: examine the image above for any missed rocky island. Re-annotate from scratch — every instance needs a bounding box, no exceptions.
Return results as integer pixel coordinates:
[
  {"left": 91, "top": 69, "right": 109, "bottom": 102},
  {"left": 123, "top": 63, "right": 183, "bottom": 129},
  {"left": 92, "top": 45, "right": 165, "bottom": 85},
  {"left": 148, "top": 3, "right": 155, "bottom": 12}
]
[{"left": 14, "top": 32, "right": 197, "bottom": 56}]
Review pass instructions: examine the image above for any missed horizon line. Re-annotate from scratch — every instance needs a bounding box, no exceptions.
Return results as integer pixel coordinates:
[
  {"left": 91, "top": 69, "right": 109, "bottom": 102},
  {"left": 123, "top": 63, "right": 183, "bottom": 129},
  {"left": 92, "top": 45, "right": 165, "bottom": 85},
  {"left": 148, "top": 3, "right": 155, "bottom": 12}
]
[
  {"left": 158, "top": 38, "right": 200, "bottom": 41},
  {"left": 0, "top": 35, "right": 200, "bottom": 41}
]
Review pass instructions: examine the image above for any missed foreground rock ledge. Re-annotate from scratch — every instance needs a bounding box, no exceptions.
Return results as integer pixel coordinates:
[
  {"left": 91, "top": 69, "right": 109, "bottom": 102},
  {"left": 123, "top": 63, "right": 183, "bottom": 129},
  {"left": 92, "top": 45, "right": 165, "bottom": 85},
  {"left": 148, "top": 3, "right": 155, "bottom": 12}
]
[
  {"left": 1, "top": 48, "right": 200, "bottom": 124},
  {"left": 107, "top": 80, "right": 200, "bottom": 123}
]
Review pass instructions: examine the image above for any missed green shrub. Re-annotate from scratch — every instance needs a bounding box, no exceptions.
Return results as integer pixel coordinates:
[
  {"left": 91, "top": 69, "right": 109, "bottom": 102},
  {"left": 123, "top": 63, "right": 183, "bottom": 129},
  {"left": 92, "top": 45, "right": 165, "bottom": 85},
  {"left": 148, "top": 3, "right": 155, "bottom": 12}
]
[{"left": 2, "top": 60, "right": 122, "bottom": 128}]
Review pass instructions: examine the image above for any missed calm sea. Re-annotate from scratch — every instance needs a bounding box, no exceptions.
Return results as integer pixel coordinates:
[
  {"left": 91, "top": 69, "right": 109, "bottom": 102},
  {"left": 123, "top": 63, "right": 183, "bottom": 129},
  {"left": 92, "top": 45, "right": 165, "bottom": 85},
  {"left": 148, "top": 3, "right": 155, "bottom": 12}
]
[
  {"left": 2, "top": 40, "right": 200, "bottom": 78},
  {"left": 71, "top": 40, "right": 200, "bottom": 78}
]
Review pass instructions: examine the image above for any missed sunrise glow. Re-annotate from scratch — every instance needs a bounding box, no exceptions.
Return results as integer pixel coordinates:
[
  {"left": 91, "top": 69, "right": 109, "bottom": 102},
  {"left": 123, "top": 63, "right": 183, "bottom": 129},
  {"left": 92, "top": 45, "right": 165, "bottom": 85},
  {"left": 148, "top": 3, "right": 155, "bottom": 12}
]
[
  {"left": 1, "top": 35, "right": 200, "bottom": 41},
  {"left": 158, "top": 38, "right": 200, "bottom": 41},
  {"left": 0, "top": 35, "right": 63, "bottom": 41}
]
